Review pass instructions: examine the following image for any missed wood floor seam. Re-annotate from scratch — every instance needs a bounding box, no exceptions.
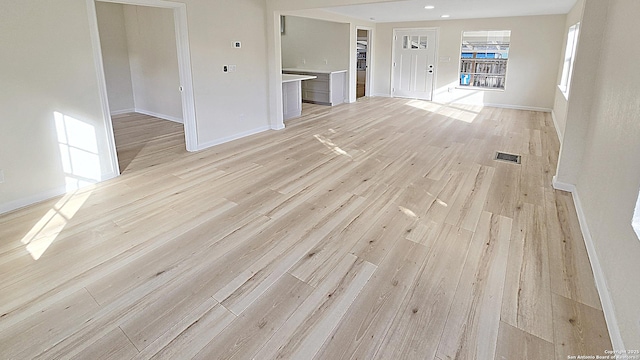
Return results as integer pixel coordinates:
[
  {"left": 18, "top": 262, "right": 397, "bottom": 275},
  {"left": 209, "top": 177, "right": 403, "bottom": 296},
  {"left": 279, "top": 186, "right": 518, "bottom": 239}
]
[{"left": 0, "top": 100, "right": 611, "bottom": 359}]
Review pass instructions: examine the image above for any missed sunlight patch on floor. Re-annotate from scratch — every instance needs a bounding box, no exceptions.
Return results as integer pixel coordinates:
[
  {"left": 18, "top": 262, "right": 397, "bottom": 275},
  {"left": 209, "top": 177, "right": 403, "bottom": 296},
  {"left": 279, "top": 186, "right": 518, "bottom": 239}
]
[
  {"left": 314, "top": 134, "right": 353, "bottom": 159},
  {"left": 405, "top": 99, "right": 482, "bottom": 123},
  {"left": 21, "top": 190, "right": 92, "bottom": 260}
]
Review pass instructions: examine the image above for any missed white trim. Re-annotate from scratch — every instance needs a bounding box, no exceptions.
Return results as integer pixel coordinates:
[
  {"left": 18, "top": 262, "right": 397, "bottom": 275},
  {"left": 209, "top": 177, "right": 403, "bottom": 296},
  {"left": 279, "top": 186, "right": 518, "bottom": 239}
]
[
  {"left": 269, "top": 11, "right": 286, "bottom": 131},
  {"left": 0, "top": 187, "right": 67, "bottom": 215},
  {"left": 551, "top": 176, "right": 625, "bottom": 352},
  {"left": 372, "top": 93, "right": 392, "bottom": 98},
  {"left": 551, "top": 110, "right": 562, "bottom": 141},
  {"left": 134, "top": 108, "right": 183, "bottom": 124},
  {"left": 109, "top": 108, "right": 135, "bottom": 116},
  {"left": 101, "top": 171, "right": 119, "bottom": 182},
  {"left": 90, "top": 0, "right": 198, "bottom": 152},
  {"left": 172, "top": 3, "right": 198, "bottom": 152},
  {"left": 196, "top": 126, "right": 271, "bottom": 151},
  {"left": 558, "top": 84, "right": 570, "bottom": 101},
  {"left": 552, "top": 176, "right": 576, "bottom": 193},
  {"left": 97, "top": 0, "right": 180, "bottom": 9},
  {"left": 570, "top": 189, "right": 625, "bottom": 352},
  {"left": 86, "top": 0, "right": 121, "bottom": 178},
  {"left": 355, "top": 26, "right": 374, "bottom": 99},
  {"left": 477, "top": 103, "right": 552, "bottom": 112}
]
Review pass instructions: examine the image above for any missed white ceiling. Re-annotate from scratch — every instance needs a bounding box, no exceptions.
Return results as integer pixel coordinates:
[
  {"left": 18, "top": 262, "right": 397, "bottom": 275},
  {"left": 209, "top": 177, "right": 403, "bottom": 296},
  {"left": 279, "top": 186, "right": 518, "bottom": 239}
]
[{"left": 323, "top": 0, "right": 577, "bottom": 23}]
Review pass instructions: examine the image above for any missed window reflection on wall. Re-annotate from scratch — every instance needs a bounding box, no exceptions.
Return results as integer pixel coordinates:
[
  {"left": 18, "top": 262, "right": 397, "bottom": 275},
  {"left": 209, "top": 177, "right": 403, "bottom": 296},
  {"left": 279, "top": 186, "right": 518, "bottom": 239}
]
[{"left": 54, "top": 111, "right": 101, "bottom": 191}]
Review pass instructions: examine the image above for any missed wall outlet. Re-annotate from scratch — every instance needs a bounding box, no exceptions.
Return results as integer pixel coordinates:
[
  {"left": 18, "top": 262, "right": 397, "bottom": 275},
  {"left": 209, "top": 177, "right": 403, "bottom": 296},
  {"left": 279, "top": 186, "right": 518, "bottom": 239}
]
[
  {"left": 323, "top": 59, "right": 328, "bottom": 65},
  {"left": 233, "top": 41, "right": 241, "bottom": 48},
  {"left": 223, "top": 65, "right": 228, "bottom": 73},
  {"left": 229, "top": 65, "right": 236, "bottom": 72},
  {"left": 0, "top": 169, "right": 4, "bottom": 183},
  {"left": 302, "top": 59, "right": 306, "bottom": 64}
]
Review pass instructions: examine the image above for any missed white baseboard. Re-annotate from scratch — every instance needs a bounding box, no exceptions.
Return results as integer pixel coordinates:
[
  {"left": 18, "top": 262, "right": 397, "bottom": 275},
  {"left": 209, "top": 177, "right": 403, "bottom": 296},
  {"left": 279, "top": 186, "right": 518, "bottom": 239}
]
[
  {"left": 477, "top": 102, "right": 552, "bottom": 112},
  {"left": 372, "top": 93, "right": 392, "bottom": 98},
  {"left": 552, "top": 176, "right": 625, "bottom": 351},
  {"left": 551, "top": 110, "right": 563, "bottom": 142},
  {"left": 101, "top": 171, "right": 119, "bottom": 182},
  {"left": 552, "top": 176, "right": 576, "bottom": 193},
  {"left": 0, "top": 186, "right": 67, "bottom": 215},
  {"left": 196, "top": 125, "right": 271, "bottom": 151},
  {"left": 135, "top": 108, "right": 184, "bottom": 124},
  {"left": 109, "top": 108, "right": 135, "bottom": 116}
]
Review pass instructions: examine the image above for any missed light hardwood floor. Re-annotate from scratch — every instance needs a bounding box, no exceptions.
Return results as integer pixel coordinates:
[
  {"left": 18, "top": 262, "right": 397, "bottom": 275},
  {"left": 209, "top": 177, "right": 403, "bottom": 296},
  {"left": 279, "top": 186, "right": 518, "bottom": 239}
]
[{"left": 0, "top": 98, "right": 611, "bottom": 359}]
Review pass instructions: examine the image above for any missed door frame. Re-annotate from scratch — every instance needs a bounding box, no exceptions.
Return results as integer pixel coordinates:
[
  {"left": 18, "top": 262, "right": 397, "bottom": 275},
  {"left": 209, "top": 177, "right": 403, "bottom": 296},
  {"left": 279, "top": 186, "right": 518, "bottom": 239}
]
[
  {"left": 390, "top": 27, "right": 439, "bottom": 101},
  {"left": 86, "top": 0, "right": 198, "bottom": 176},
  {"left": 356, "top": 26, "right": 374, "bottom": 98}
]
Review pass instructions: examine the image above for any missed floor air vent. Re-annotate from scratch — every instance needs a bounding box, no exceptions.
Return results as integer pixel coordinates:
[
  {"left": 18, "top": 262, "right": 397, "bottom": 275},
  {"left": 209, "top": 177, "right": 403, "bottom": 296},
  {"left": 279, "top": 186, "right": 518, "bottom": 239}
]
[{"left": 495, "top": 151, "right": 521, "bottom": 164}]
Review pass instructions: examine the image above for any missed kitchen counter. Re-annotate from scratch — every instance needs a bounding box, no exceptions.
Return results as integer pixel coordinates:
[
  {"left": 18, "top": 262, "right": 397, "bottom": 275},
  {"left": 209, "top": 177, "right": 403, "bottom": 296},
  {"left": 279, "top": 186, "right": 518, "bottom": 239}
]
[
  {"left": 281, "top": 74, "right": 317, "bottom": 120},
  {"left": 282, "top": 74, "right": 317, "bottom": 83},
  {"left": 282, "top": 68, "right": 348, "bottom": 75},
  {"left": 282, "top": 69, "right": 347, "bottom": 106}
]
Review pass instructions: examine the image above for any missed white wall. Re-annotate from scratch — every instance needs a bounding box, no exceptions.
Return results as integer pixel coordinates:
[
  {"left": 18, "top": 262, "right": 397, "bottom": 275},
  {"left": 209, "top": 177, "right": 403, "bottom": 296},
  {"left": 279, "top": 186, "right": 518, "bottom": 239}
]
[
  {"left": 281, "top": 16, "right": 350, "bottom": 72},
  {"left": 184, "top": 0, "right": 271, "bottom": 146},
  {"left": 555, "top": 0, "right": 640, "bottom": 349},
  {"left": 374, "top": 15, "right": 565, "bottom": 110},
  {"left": 124, "top": 5, "right": 182, "bottom": 122},
  {"left": 0, "top": 0, "right": 273, "bottom": 213},
  {"left": 95, "top": 2, "right": 135, "bottom": 114},
  {"left": 0, "top": 0, "right": 119, "bottom": 213}
]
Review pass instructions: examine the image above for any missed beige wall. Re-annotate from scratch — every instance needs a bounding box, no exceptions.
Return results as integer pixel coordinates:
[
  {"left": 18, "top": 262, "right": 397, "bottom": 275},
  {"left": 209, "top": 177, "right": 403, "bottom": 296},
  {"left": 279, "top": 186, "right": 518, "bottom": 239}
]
[
  {"left": 554, "top": 1, "right": 608, "bottom": 186},
  {"left": 281, "top": 16, "right": 350, "bottom": 72},
  {"left": 96, "top": 2, "right": 135, "bottom": 114},
  {"left": 556, "top": 0, "right": 640, "bottom": 349},
  {"left": 124, "top": 5, "right": 182, "bottom": 122},
  {"left": 0, "top": 0, "right": 119, "bottom": 213},
  {"left": 551, "top": 0, "right": 584, "bottom": 140},
  {"left": 374, "top": 15, "right": 565, "bottom": 110}
]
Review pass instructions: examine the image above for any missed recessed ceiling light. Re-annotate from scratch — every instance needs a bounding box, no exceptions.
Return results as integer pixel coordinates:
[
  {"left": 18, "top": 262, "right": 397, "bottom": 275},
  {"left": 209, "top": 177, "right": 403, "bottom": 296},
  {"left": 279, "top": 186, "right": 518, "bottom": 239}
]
[
  {"left": 441, "top": 14, "right": 451, "bottom": 18},
  {"left": 370, "top": 17, "right": 376, "bottom": 21},
  {"left": 424, "top": 5, "right": 435, "bottom": 9}
]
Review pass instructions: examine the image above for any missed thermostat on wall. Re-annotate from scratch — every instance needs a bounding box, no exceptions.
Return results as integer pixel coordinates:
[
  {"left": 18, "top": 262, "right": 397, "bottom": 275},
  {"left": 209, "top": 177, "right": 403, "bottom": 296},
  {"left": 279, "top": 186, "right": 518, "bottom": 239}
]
[{"left": 233, "top": 41, "right": 241, "bottom": 48}]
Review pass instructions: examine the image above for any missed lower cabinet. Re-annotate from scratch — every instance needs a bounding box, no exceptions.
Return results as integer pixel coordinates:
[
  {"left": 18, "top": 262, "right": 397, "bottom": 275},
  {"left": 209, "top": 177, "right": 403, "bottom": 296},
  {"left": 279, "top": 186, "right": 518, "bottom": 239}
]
[{"left": 283, "top": 70, "right": 346, "bottom": 106}]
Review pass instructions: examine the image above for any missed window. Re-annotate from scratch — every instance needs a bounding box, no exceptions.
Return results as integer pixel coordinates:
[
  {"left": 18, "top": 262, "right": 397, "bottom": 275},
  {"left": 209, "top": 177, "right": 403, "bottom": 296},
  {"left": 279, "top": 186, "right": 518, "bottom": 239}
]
[
  {"left": 559, "top": 23, "right": 580, "bottom": 97},
  {"left": 403, "top": 35, "right": 428, "bottom": 50},
  {"left": 634, "top": 191, "right": 640, "bottom": 240},
  {"left": 459, "top": 30, "right": 510, "bottom": 90}
]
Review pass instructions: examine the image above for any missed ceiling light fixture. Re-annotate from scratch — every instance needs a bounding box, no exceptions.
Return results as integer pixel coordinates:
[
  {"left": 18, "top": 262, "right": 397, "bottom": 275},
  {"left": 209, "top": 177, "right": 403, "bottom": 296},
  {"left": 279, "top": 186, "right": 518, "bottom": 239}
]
[
  {"left": 441, "top": 14, "right": 451, "bottom": 18},
  {"left": 424, "top": 5, "right": 435, "bottom": 9}
]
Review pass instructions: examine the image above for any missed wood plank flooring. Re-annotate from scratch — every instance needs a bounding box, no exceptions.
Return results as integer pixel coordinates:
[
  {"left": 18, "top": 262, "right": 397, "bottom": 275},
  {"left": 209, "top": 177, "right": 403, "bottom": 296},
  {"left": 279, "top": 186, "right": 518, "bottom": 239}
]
[{"left": 0, "top": 99, "right": 611, "bottom": 359}]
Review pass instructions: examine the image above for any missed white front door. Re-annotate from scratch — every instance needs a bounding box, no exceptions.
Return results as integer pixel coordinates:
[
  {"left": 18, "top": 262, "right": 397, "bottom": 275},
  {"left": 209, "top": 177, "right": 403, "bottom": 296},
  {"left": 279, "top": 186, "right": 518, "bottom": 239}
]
[{"left": 392, "top": 29, "right": 437, "bottom": 100}]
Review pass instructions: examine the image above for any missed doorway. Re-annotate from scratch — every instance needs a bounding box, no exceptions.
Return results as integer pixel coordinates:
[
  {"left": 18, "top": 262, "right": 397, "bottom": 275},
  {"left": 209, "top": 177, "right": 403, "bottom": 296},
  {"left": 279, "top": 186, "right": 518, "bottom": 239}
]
[
  {"left": 356, "top": 28, "right": 371, "bottom": 99},
  {"left": 391, "top": 28, "right": 438, "bottom": 100},
  {"left": 87, "top": 0, "right": 197, "bottom": 177}
]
